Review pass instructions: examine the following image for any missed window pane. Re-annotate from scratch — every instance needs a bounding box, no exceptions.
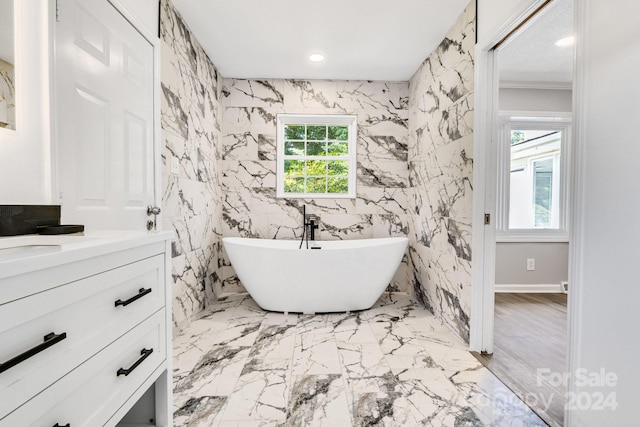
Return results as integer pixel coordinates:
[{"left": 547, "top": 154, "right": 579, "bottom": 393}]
[
  {"left": 284, "top": 177, "right": 305, "bottom": 193},
  {"left": 306, "top": 141, "right": 326, "bottom": 156},
  {"left": 285, "top": 141, "right": 304, "bottom": 155},
  {"left": 327, "top": 177, "right": 348, "bottom": 193},
  {"left": 306, "top": 160, "right": 327, "bottom": 176},
  {"left": 327, "top": 160, "right": 349, "bottom": 176},
  {"left": 306, "top": 177, "right": 327, "bottom": 193},
  {"left": 328, "top": 125, "right": 348, "bottom": 140},
  {"left": 510, "top": 130, "right": 525, "bottom": 145},
  {"left": 328, "top": 141, "right": 348, "bottom": 156},
  {"left": 534, "top": 158, "right": 553, "bottom": 227},
  {"left": 284, "top": 160, "right": 304, "bottom": 176},
  {"left": 508, "top": 129, "right": 561, "bottom": 229},
  {"left": 306, "top": 125, "right": 327, "bottom": 140},
  {"left": 277, "top": 116, "right": 356, "bottom": 198},
  {"left": 285, "top": 125, "right": 305, "bottom": 140}
]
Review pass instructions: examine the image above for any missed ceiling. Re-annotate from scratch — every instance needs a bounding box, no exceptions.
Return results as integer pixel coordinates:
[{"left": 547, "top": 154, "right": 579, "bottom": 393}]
[
  {"left": 172, "top": 0, "right": 470, "bottom": 81},
  {"left": 498, "top": 0, "right": 574, "bottom": 86}
]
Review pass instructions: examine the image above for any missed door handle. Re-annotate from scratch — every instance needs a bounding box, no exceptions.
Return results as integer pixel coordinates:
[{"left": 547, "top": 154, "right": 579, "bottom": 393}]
[{"left": 146, "top": 205, "right": 161, "bottom": 230}]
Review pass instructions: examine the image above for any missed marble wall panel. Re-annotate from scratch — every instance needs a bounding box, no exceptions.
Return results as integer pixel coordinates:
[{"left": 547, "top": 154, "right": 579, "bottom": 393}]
[
  {"left": 221, "top": 79, "right": 411, "bottom": 293},
  {"left": 0, "top": 59, "right": 16, "bottom": 130},
  {"left": 407, "top": 2, "right": 475, "bottom": 342},
  {"left": 160, "top": 0, "right": 224, "bottom": 333}
]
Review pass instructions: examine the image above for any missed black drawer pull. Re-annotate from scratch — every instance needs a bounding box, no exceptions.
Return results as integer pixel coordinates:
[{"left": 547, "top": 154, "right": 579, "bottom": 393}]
[
  {"left": 0, "top": 332, "right": 67, "bottom": 374},
  {"left": 117, "top": 348, "right": 153, "bottom": 377},
  {"left": 115, "top": 287, "right": 152, "bottom": 307},
  {"left": 53, "top": 423, "right": 70, "bottom": 427}
]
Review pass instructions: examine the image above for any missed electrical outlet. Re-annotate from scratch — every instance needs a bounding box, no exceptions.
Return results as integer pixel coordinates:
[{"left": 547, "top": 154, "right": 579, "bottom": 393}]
[
  {"left": 171, "top": 157, "right": 180, "bottom": 175},
  {"left": 526, "top": 258, "right": 535, "bottom": 271}
]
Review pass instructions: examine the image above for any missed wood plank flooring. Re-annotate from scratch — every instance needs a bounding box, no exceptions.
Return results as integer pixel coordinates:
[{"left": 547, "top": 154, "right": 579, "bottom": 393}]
[{"left": 473, "top": 293, "right": 567, "bottom": 427}]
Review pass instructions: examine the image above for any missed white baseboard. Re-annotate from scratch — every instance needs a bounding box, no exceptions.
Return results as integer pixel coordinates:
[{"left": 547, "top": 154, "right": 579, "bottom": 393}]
[{"left": 494, "top": 283, "right": 565, "bottom": 293}]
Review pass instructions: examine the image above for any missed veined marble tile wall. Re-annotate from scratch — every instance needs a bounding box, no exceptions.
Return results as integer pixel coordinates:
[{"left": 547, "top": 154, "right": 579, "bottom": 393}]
[
  {"left": 408, "top": 3, "right": 475, "bottom": 342},
  {"left": 220, "top": 79, "right": 410, "bottom": 294},
  {"left": 0, "top": 59, "right": 16, "bottom": 130},
  {"left": 160, "top": 0, "right": 224, "bottom": 332}
]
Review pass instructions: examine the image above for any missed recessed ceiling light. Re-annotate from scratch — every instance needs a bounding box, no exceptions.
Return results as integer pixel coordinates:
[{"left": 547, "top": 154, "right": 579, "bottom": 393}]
[
  {"left": 308, "top": 53, "right": 325, "bottom": 62},
  {"left": 555, "top": 36, "right": 574, "bottom": 47}
]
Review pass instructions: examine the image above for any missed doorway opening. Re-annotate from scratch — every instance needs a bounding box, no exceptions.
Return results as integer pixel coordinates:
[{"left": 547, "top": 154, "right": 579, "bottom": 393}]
[{"left": 472, "top": 0, "right": 574, "bottom": 425}]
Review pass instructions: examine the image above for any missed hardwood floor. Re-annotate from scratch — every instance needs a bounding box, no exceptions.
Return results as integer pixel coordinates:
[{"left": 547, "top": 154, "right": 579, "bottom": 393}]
[{"left": 473, "top": 293, "right": 567, "bottom": 427}]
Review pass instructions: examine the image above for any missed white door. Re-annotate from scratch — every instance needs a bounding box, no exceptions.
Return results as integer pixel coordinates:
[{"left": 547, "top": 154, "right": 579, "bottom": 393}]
[{"left": 55, "top": 0, "right": 158, "bottom": 231}]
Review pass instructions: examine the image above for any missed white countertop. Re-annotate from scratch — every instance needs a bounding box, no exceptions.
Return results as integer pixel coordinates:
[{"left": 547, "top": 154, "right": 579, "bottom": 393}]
[{"left": 0, "top": 230, "right": 174, "bottom": 280}]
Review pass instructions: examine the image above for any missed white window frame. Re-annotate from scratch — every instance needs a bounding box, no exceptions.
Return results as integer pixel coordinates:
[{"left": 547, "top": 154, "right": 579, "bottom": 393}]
[
  {"left": 276, "top": 114, "right": 357, "bottom": 199},
  {"left": 496, "top": 113, "right": 571, "bottom": 242}
]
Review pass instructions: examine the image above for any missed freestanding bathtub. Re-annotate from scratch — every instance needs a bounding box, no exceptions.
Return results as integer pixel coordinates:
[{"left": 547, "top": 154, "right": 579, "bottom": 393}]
[{"left": 222, "top": 236, "right": 408, "bottom": 313}]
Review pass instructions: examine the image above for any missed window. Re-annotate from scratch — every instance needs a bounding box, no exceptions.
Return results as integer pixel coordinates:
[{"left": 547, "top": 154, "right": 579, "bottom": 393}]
[
  {"left": 532, "top": 157, "right": 555, "bottom": 227},
  {"left": 276, "top": 114, "right": 357, "bottom": 198},
  {"left": 497, "top": 117, "right": 571, "bottom": 241}
]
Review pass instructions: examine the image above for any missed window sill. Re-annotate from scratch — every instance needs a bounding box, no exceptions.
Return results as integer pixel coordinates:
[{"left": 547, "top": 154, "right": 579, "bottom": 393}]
[{"left": 276, "top": 193, "right": 356, "bottom": 199}]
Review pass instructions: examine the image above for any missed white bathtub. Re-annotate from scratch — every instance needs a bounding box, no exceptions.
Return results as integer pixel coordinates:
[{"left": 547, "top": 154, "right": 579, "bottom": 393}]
[{"left": 222, "top": 236, "right": 408, "bottom": 313}]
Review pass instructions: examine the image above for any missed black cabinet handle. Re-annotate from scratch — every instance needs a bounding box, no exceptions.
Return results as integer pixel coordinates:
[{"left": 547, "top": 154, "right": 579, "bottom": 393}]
[
  {"left": 53, "top": 423, "right": 70, "bottom": 427},
  {"left": 114, "top": 287, "right": 152, "bottom": 307},
  {"left": 0, "top": 332, "right": 67, "bottom": 374},
  {"left": 117, "top": 348, "right": 153, "bottom": 377}
]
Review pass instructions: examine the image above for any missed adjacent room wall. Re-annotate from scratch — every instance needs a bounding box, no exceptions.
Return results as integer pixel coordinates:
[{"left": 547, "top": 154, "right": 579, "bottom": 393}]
[
  {"left": 495, "top": 242, "right": 568, "bottom": 289},
  {"left": 407, "top": 2, "right": 475, "bottom": 342},
  {"left": 219, "top": 79, "right": 410, "bottom": 295},
  {"left": 499, "top": 87, "right": 572, "bottom": 112},
  {"left": 160, "top": 0, "right": 224, "bottom": 332}
]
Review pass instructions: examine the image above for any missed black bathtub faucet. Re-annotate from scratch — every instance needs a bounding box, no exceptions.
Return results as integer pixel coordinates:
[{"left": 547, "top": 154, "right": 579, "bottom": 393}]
[{"left": 299, "top": 205, "right": 320, "bottom": 249}]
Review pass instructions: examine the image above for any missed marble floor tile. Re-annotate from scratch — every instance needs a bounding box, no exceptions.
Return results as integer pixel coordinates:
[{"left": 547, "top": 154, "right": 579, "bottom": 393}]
[
  {"left": 291, "top": 332, "right": 342, "bottom": 375},
  {"left": 174, "top": 396, "right": 227, "bottom": 427},
  {"left": 220, "top": 361, "right": 289, "bottom": 422},
  {"left": 337, "top": 341, "right": 391, "bottom": 378},
  {"left": 249, "top": 323, "right": 297, "bottom": 360},
  {"left": 174, "top": 346, "right": 251, "bottom": 406},
  {"left": 287, "top": 374, "right": 352, "bottom": 426},
  {"left": 172, "top": 292, "right": 547, "bottom": 426}
]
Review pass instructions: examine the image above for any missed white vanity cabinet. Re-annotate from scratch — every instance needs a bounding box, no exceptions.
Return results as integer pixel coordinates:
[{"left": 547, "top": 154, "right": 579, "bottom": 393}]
[{"left": 0, "top": 232, "right": 173, "bottom": 427}]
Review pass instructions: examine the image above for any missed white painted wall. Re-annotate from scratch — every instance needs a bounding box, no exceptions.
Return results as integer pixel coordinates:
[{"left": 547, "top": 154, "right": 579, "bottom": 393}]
[
  {"left": 478, "top": 0, "right": 540, "bottom": 44},
  {"left": 495, "top": 242, "right": 568, "bottom": 285},
  {"left": 0, "top": 1, "right": 51, "bottom": 203},
  {"left": 568, "top": 0, "right": 640, "bottom": 424},
  {"left": 116, "top": 0, "right": 159, "bottom": 36},
  {"left": 499, "top": 87, "right": 572, "bottom": 112}
]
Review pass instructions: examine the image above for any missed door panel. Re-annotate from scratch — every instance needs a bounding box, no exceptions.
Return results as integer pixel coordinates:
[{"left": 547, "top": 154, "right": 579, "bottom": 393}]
[
  {"left": 123, "top": 110, "right": 148, "bottom": 206},
  {"left": 76, "top": 86, "right": 109, "bottom": 206},
  {"left": 56, "top": 0, "right": 155, "bottom": 230}
]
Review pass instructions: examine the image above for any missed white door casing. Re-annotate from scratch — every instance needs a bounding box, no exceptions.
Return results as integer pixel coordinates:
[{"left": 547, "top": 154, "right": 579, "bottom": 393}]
[
  {"left": 54, "top": 0, "right": 159, "bottom": 231},
  {"left": 471, "top": 0, "right": 553, "bottom": 352}
]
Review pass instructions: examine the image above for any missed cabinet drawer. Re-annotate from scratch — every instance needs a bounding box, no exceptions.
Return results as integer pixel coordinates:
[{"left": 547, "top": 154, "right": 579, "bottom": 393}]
[
  {"left": 0, "top": 309, "right": 166, "bottom": 427},
  {"left": 0, "top": 255, "right": 165, "bottom": 419}
]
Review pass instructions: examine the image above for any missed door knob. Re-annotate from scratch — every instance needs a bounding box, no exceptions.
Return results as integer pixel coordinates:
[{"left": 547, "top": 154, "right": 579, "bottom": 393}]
[{"left": 146, "top": 205, "right": 161, "bottom": 231}]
